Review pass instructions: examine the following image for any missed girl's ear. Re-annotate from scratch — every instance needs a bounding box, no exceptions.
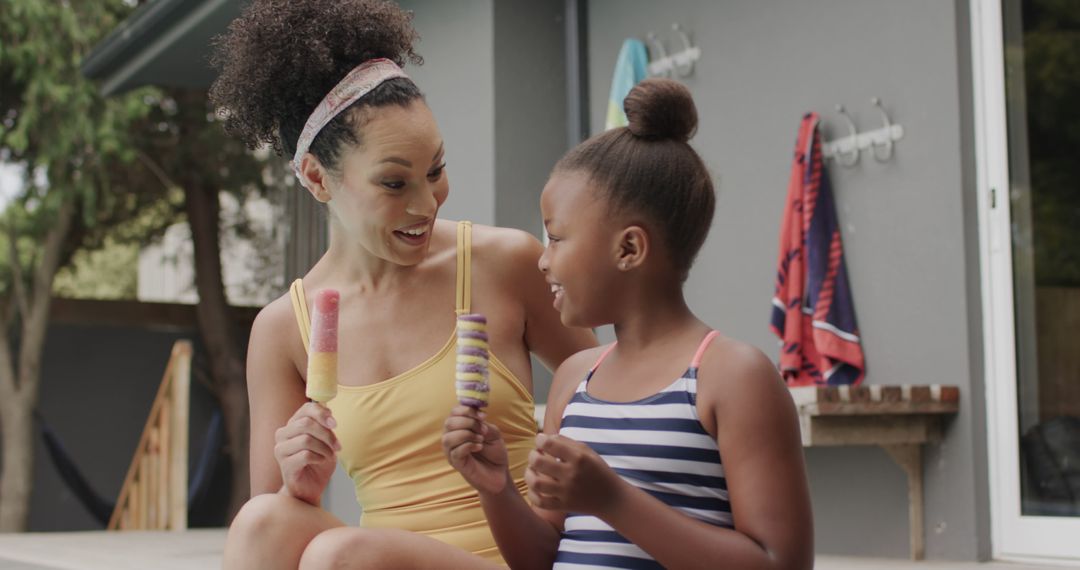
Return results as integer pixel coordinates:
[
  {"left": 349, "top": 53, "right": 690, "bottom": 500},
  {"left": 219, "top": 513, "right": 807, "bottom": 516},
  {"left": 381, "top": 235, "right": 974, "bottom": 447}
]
[
  {"left": 299, "top": 153, "right": 333, "bottom": 203},
  {"left": 614, "top": 225, "right": 649, "bottom": 271}
]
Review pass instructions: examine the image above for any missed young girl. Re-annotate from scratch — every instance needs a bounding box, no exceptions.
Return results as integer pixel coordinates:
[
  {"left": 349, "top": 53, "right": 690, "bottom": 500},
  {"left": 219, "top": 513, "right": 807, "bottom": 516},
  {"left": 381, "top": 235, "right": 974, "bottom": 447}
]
[
  {"left": 213, "top": 1, "right": 596, "bottom": 568},
  {"left": 444, "top": 78, "right": 814, "bottom": 569}
]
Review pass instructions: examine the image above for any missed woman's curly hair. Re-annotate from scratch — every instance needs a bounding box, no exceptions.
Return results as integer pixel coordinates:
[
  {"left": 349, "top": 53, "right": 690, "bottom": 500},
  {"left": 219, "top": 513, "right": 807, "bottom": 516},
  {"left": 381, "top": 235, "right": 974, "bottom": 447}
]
[{"left": 209, "top": 0, "right": 425, "bottom": 174}]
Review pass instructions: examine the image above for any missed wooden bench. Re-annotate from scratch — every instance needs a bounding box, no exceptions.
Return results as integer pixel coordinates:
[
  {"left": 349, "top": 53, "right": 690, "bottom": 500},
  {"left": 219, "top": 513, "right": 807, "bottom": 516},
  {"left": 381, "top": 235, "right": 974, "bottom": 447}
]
[
  {"left": 790, "top": 385, "right": 960, "bottom": 561},
  {"left": 534, "top": 384, "right": 960, "bottom": 561}
]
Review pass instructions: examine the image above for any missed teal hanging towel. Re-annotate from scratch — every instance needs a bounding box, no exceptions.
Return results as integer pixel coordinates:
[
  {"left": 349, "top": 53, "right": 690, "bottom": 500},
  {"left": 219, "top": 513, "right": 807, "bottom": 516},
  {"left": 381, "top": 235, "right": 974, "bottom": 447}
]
[{"left": 604, "top": 38, "right": 649, "bottom": 130}]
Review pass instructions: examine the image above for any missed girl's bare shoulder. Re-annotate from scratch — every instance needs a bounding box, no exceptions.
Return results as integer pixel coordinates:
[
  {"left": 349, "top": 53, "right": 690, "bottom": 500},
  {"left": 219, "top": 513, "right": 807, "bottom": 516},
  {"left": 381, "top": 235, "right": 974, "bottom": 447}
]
[
  {"left": 695, "top": 333, "right": 791, "bottom": 413},
  {"left": 544, "top": 345, "right": 611, "bottom": 431}
]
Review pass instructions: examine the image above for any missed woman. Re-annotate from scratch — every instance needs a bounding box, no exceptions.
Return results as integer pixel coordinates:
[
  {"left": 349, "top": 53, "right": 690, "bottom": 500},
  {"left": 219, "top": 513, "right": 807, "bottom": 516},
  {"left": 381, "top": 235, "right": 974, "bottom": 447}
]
[{"left": 211, "top": 1, "right": 596, "bottom": 568}]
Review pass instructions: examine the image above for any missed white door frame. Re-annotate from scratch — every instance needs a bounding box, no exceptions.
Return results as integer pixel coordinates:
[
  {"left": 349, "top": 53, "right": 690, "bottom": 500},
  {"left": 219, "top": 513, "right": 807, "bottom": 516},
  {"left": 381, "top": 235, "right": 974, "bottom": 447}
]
[{"left": 972, "top": 0, "right": 1080, "bottom": 562}]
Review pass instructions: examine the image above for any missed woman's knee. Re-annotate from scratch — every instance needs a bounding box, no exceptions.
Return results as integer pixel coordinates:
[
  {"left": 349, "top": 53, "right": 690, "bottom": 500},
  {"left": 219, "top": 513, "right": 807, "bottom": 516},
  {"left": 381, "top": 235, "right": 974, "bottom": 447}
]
[
  {"left": 229, "top": 493, "right": 296, "bottom": 541},
  {"left": 300, "top": 528, "right": 403, "bottom": 569},
  {"left": 225, "top": 493, "right": 337, "bottom": 569}
]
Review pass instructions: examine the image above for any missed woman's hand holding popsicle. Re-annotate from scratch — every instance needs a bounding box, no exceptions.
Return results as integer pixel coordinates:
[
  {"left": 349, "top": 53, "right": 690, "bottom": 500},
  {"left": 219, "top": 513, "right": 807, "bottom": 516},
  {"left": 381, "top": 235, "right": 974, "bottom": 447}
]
[
  {"left": 274, "top": 401, "right": 341, "bottom": 506},
  {"left": 275, "top": 288, "right": 342, "bottom": 505}
]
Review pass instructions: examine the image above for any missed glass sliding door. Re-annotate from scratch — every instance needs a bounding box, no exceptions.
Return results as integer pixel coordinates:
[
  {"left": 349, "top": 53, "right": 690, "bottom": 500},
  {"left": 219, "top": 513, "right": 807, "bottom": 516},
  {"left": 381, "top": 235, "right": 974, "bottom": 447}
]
[{"left": 977, "top": 0, "right": 1080, "bottom": 561}]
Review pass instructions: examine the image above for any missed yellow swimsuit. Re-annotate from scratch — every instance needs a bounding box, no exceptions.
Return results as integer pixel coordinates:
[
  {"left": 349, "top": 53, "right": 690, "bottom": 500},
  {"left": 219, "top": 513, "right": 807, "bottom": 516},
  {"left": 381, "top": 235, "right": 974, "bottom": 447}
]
[{"left": 288, "top": 221, "right": 535, "bottom": 563}]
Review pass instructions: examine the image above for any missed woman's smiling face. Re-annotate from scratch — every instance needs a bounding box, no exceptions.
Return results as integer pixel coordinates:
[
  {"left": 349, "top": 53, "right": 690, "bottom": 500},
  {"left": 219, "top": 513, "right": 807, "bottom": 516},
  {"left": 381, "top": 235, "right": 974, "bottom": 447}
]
[{"left": 326, "top": 101, "right": 449, "bottom": 266}]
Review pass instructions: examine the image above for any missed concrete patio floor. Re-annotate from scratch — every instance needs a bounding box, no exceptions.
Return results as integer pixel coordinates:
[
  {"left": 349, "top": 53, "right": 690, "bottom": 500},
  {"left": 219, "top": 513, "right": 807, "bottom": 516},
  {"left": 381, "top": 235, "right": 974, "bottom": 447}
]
[{"left": 0, "top": 529, "right": 1070, "bottom": 569}]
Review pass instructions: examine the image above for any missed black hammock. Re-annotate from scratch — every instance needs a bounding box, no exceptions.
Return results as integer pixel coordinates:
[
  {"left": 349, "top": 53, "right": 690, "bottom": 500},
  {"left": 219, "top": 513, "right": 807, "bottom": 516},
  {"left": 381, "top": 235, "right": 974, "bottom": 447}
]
[{"left": 34, "top": 407, "right": 225, "bottom": 527}]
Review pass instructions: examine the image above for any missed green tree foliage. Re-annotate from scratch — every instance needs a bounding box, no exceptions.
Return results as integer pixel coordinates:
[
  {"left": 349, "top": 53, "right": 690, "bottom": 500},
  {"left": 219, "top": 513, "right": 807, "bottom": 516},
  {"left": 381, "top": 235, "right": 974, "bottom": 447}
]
[
  {"left": 3, "top": 0, "right": 276, "bottom": 530},
  {"left": 0, "top": 0, "right": 272, "bottom": 530},
  {"left": 51, "top": 237, "right": 138, "bottom": 299},
  {"left": 1, "top": 0, "right": 186, "bottom": 286}
]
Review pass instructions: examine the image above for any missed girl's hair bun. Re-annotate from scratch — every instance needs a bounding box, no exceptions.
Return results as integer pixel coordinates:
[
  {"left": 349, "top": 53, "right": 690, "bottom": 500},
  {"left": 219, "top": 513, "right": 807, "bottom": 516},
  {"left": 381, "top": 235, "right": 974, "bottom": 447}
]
[{"left": 624, "top": 78, "right": 698, "bottom": 143}]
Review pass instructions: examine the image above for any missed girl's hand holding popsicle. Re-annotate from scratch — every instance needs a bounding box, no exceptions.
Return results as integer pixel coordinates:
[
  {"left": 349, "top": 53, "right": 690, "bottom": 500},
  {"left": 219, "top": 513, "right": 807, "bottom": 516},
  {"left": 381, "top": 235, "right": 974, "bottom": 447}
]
[{"left": 443, "top": 313, "right": 508, "bottom": 494}]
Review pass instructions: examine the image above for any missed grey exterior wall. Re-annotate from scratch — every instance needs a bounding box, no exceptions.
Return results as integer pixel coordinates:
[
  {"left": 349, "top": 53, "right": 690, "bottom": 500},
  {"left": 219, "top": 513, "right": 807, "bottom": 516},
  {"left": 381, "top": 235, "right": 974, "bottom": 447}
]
[
  {"left": 400, "top": 0, "right": 497, "bottom": 226},
  {"left": 587, "top": 0, "right": 987, "bottom": 560},
  {"left": 400, "top": 0, "right": 568, "bottom": 236},
  {"left": 953, "top": 0, "right": 992, "bottom": 556},
  {"left": 492, "top": 0, "right": 569, "bottom": 413},
  {"left": 66, "top": 0, "right": 994, "bottom": 559},
  {"left": 493, "top": 0, "right": 568, "bottom": 239}
]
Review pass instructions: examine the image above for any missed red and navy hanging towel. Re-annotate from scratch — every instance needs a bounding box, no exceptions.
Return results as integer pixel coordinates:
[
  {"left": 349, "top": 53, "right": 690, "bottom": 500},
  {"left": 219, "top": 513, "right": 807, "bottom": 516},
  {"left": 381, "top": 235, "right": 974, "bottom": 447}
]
[{"left": 770, "top": 113, "right": 865, "bottom": 386}]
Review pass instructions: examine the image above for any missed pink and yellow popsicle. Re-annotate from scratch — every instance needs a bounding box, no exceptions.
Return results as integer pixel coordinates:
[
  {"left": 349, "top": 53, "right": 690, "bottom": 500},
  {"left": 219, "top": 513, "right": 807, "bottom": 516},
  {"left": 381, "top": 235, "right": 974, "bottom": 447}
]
[
  {"left": 456, "top": 313, "right": 490, "bottom": 408},
  {"left": 306, "top": 289, "right": 339, "bottom": 403}
]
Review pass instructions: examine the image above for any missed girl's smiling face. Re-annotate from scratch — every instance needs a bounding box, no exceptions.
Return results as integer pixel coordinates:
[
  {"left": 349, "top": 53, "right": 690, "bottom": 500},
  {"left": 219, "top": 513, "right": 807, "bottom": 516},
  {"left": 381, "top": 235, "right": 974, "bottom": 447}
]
[
  {"left": 322, "top": 101, "right": 449, "bottom": 266},
  {"left": 538, "top": 170, "right": 624, "bottom": 328}
]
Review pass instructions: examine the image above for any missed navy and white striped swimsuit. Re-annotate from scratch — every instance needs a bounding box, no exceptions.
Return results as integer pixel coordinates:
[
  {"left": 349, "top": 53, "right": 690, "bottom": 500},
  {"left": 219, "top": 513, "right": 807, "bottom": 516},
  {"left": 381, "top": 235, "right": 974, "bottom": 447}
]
[{"left": 554, "top": 331, "right": 732, "bottom": 569}]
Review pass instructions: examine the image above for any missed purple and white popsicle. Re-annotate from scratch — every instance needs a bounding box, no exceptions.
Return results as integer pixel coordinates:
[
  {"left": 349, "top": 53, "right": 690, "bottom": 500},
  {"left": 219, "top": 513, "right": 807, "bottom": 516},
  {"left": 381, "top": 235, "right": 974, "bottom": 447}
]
[{"left": 455, "top": 314, "right": 490, "bottom": 408}]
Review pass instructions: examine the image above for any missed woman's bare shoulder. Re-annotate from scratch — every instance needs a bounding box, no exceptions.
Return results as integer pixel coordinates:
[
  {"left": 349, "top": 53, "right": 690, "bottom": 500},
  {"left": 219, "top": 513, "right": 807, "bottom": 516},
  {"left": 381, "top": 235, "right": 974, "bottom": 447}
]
[
  {"left": 468, "top": 223, "right": 544, "bottom": 276},
  {"left": 248, "top": 289, "right": 305, "bottom": 382},
  {"left": 426, "top": 218, "right": 468, "bottom": 265},
  {"left": 254, "top": 288, "right": 302, "bottom": 334}
]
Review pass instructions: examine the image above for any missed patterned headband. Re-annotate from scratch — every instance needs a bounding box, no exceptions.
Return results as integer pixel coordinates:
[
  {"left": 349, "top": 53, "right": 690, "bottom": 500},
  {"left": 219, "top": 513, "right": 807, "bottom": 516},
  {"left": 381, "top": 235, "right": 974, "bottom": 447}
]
[{"left": 291, "top": 58, "right": 409, "bottom": 189}]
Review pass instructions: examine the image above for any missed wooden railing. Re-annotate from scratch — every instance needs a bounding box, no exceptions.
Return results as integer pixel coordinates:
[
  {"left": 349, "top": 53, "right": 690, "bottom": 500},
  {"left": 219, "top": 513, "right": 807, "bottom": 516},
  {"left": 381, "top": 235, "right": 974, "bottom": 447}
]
[{"left": 107, "top": 340, "right": 191, "bottom": 531}]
